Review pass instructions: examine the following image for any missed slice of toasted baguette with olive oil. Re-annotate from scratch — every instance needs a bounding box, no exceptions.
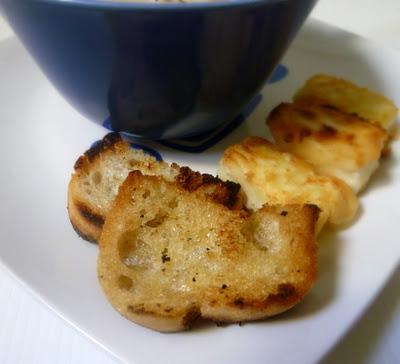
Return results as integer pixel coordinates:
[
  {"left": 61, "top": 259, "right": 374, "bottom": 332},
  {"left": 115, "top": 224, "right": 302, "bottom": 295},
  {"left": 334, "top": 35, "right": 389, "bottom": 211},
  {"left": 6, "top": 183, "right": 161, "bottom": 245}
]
[
  {"left": 97, "top": 171, "right": 319, "bottom": 332},
  {"left": 68, "top": 133, "right": 243, "bottom": 243}
]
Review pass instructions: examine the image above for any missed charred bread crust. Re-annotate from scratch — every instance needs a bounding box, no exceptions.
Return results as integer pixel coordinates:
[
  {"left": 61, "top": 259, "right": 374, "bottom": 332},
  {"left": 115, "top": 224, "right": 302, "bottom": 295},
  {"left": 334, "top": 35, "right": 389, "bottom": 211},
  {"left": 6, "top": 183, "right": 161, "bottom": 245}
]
[
  {"left": 175, "top": 166, "right": 242, "bottom": 210},
  {"left": 73, "top": 132, "right": 123, "bottom": 172},
  {"left": 73, "top": 201, "right": 105, "bottom": 228},
  {"left": 69, "top": 218, "right": 99, "bottom": 244},
  {"left": 67, "top": 184, "right": 104, "bottom": 243}
]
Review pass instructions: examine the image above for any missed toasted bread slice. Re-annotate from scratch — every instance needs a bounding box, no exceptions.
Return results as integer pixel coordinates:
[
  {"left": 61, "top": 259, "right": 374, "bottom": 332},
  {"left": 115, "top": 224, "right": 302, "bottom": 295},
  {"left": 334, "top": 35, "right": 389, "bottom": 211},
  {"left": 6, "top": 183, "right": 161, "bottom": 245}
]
[
  {"left": 293, "top": 74, "right": 398, "bottom": 130},
  {"left": 97, "top": 171, "right": 319, "bottom": 332},
  {"left": 267, "top": 103, "right": 388, "bottom": 193},
  {"left": 68, "top": 133, "right": 242, "bottom": 243},
  {"left": 218, "top": 137, "right": 358, "bottom": 234}
]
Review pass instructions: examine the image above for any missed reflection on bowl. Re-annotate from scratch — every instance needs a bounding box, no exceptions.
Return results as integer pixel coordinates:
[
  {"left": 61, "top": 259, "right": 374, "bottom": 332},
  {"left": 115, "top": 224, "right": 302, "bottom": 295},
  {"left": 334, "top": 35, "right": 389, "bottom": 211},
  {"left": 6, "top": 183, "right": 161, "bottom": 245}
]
[{"left": 0, "top": 0, "right": 317, "bottom": 139}]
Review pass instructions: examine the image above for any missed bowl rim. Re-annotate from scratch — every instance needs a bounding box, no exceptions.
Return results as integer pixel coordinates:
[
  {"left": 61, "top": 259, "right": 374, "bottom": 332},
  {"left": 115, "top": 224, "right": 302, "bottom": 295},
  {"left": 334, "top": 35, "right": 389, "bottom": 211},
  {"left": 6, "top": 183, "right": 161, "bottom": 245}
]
[{"left": 34, "top": 0, "right": 289, "bottom": 11}]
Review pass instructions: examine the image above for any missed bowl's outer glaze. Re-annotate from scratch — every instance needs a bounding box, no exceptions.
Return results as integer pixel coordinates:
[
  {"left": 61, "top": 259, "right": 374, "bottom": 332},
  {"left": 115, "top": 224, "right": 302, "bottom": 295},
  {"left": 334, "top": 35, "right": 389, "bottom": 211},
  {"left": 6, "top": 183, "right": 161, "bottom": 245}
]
[{"left": 0, "top": 0, "right": 317, "bottom": 138}]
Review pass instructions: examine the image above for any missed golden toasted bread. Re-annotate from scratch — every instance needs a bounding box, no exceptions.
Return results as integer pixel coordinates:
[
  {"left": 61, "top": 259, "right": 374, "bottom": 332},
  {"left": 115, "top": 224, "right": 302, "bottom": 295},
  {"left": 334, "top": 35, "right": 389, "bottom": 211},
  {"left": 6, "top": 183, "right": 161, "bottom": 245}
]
[
  {"left": 68, "top": 133, "right": 242, "bottom": 243},
  {"left": 97, "top": 171, "right": 319, "bottom": 332},
  {"left": 218, "top": 137, "right": 358, "bottom": 234},
  {"left": 267, "top": 103, "right": 388, "bottom": 193},
  {"left": 293, "top": 74, "right": 398, "bottom": 130}
]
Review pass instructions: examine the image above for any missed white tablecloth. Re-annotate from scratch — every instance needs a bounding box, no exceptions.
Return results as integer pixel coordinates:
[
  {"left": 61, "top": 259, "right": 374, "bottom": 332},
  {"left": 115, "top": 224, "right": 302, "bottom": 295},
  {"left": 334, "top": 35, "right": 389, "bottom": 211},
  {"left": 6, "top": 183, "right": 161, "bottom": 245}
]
[{"left": 0, "top": 1, "right": 399, "bottom": 363}]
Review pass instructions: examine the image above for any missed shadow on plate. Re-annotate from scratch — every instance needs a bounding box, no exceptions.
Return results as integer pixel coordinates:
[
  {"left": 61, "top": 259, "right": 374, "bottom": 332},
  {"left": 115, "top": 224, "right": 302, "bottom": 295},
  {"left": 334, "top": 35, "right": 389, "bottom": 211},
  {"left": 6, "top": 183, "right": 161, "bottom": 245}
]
[
  {"left": 320, "top": 266, "right": 400, "bottom": 363},
  {"left": 268, "top": 229, "right": 345, "bottom": 323},
  {"left": 361, "top": 151, "right": 398, "bottom": 196}
]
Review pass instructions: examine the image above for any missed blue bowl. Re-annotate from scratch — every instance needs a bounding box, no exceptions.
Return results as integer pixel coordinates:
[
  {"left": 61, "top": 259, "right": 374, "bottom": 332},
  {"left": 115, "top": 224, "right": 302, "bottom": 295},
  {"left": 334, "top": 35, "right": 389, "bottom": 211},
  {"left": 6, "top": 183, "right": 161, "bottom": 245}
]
[{"left": 0, "top": 0, "right": 317, "bottom": 139}]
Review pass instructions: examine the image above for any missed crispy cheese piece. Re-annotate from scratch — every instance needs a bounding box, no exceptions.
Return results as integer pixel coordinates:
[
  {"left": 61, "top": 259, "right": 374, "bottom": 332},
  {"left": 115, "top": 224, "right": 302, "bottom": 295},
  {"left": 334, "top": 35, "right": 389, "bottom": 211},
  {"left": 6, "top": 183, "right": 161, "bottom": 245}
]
[
  {"left": 267, "top": 103, "right": 388, "bottom": 193},
  {"left": 293, "top": 74, "right": 398, "bottom": 130},
  {"left": 219, "top": 137, "right": 358, "bottom": 234}
]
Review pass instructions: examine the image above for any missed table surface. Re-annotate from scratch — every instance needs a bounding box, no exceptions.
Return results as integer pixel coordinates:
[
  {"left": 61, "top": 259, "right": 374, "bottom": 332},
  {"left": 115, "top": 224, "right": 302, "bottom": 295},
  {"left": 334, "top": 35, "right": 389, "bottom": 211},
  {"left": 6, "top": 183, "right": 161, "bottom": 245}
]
[{"left": 0, "top": 0, "right": 399, "bottom": 363}]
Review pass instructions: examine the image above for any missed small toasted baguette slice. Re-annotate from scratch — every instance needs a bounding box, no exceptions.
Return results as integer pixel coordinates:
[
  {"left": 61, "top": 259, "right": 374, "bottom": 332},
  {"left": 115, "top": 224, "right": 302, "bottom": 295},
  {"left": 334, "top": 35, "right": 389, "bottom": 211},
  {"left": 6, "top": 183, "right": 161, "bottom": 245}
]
[
  {"left": 267, "top": 103, "right": 388, "bottom": 193},
  {"left": 293, "top": 74, "right": 398, "bottom": 130},
  {"left": 219, "top": 137, "right": 358, "bottom": 234},
  {"left": 98, "top": 171, "right": 319, "bottom": 332},
  {"left": 68, "top": 133, "right": 242, "bottom": 243}
]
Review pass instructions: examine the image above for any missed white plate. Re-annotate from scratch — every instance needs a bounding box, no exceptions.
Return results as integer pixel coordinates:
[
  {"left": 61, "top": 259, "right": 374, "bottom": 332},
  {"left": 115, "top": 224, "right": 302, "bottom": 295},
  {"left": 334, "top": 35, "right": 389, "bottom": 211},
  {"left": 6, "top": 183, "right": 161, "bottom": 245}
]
[{"left": 0, "top": 19, "right": 399, "bottom": 364}]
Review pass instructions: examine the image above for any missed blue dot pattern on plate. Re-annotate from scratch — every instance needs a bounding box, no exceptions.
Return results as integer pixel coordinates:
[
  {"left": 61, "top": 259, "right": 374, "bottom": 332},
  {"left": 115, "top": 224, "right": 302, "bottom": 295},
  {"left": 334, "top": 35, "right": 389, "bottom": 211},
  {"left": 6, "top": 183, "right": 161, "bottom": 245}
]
[
  {"left": 100, "top": 64, "right": 288, "bottom": 153},
  {"left": 267, "top": 64, "right": 288, "bottom": 84}
]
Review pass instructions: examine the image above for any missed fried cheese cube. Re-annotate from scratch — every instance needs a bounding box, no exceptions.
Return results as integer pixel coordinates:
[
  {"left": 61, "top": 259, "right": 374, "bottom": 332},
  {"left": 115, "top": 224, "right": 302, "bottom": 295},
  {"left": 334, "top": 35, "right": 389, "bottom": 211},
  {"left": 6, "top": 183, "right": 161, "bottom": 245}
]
[
  {"left": 267, "top": 103, "right": 388, "bottom": 193},
  {"left": 293, "top": 74, "right": 398, "bottom": 131},
  {"left": 219, "top": 137, "right": 358, "bottom": 234}
]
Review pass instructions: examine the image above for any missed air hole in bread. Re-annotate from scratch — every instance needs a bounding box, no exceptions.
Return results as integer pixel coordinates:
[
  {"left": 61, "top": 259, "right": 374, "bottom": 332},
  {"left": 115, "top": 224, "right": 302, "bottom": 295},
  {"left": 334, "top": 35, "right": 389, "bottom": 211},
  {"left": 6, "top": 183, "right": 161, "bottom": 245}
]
[
  {"left": 118, "top": 231, "right": 136, "bottom": 263},
  {"left": 118, "top": 230, "right": 150, "bottom": 268},
  {"left": 253, "top": 219, "right": 281, "bottom": 253},
  {"left": 142, "top": 190, "right": 150, "bottom": 199},
  {"left": 117, "top": 275, "right": 133, "bottom": 290},
  {"left": 145, "top": 211, "right": 168, "bottom": 228},
  {"left": 92, "top": 171, "right": 102, "bottom": 185}
]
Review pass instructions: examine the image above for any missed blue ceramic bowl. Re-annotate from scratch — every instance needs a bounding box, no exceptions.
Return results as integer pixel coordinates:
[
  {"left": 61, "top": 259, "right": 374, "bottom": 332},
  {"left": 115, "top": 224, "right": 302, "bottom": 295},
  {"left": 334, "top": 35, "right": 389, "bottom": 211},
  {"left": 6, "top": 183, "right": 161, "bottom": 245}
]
[{"left": 1, "top": 0, "right": 317, "bottom": 139}]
